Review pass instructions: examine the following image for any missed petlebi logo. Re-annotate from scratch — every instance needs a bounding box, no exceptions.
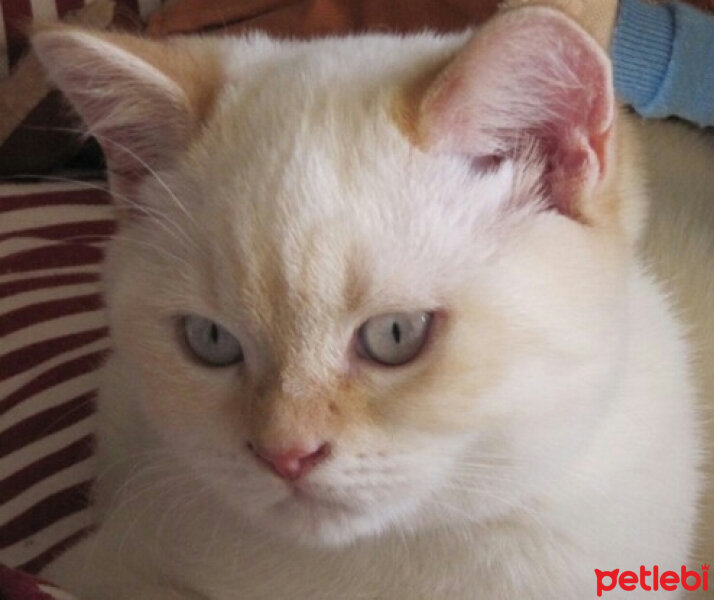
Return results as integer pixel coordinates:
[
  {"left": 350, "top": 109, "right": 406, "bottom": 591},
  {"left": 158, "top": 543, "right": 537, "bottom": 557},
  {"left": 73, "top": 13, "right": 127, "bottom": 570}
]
[{"left": 595, "top": 564, "right": 709, "bottom": 596}]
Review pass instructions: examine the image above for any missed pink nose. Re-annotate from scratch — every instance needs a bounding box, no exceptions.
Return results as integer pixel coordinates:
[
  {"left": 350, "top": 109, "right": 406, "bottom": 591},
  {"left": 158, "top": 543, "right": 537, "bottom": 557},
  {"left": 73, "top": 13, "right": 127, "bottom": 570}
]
[{"left": 249, "top": 442, "right": 331, "bottom": 481}]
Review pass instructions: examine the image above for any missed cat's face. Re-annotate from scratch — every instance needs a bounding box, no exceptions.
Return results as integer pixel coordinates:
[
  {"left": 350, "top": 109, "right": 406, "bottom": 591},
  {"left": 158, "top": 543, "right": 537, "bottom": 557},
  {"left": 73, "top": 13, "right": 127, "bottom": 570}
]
[{"left": 34, "top": 8, "right": 633, "bottom": 546}]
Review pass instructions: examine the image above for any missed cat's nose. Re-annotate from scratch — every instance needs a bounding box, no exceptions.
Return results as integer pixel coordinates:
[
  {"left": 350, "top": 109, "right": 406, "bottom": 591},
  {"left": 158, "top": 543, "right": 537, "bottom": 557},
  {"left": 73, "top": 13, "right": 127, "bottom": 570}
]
[{"left": 248, "top": 441, "right": 331, "bottom": 481}]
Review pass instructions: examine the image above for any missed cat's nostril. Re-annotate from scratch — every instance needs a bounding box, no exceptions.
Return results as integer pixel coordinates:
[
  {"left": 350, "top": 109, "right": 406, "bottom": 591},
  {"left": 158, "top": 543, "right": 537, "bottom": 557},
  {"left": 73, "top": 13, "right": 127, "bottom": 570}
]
[{"left": 249, "top": 442, "right": 331, "bottom": 481}]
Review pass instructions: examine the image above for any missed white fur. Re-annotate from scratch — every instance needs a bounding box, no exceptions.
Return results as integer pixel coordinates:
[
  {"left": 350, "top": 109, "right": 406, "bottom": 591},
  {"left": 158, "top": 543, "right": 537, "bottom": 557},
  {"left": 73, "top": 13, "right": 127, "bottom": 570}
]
[{"left": 36, "top": 30, "right": 708, "bottom": 600}]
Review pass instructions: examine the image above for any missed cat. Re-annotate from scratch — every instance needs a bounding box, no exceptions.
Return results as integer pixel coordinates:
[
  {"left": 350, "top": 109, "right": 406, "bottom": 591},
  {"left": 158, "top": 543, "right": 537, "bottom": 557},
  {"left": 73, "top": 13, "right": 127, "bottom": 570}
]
[{"left": 30, "top": 4, "right": 711, "bottom": 599}]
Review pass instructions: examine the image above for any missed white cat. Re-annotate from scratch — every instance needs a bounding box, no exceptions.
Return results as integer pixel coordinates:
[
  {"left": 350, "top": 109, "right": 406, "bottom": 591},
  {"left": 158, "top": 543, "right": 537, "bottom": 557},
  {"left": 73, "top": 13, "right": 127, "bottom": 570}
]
[{"left": 31, "top": 5, "right": 710, "bottom": 599}]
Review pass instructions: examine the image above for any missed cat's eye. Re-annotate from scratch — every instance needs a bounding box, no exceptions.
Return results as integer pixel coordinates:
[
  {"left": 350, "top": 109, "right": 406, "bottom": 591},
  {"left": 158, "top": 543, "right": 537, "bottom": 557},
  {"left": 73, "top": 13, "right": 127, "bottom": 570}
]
[
  {"left": 183, "top": 316, "right": 244, "bottom": 367},
  {"left": 358, "top": 311, "right": 433, "bottom": 366}
]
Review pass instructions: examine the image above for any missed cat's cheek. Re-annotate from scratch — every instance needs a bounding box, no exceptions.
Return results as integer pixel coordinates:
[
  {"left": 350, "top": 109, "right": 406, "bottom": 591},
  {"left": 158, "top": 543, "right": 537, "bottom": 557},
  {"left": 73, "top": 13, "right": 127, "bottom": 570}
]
[
  {"left": 109, "top": 318, "right": 242, "bottom": 449},
  {"left": 360, "top": 298, "right": 509, "bottom": 435},
  {"left": 143, "top": 370, "right": 237, "bottom": 445}
]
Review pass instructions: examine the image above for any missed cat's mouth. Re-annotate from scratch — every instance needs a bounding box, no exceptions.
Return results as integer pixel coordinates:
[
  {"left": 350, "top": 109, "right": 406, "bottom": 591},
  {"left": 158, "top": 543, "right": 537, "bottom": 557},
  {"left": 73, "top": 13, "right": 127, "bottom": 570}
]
[
  {"left": 266, "top": 484, "right": 376, "bottom": 546},
  {"left": 274, "top": 485, "right": 357, "bottom": 515},
  {"left": 255, "top": 474, "right": 424, "bottom": 546}
]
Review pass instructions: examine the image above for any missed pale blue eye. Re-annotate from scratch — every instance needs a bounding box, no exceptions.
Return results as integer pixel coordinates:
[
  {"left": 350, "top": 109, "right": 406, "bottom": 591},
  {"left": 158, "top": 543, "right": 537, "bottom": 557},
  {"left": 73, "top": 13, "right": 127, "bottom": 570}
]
[
  {"left": 183, "top": 315, "right": 243, "bottom": 367},
  {"left": 358, "top": 311, "right": 432, "bottom": 366}
]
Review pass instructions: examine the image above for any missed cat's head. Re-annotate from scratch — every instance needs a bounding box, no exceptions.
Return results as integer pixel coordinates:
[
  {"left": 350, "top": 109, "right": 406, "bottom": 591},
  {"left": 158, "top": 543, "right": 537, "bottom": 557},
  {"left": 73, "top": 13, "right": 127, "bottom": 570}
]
[{"left": 33, "top": 7, "right": 642, "bottom": 547}]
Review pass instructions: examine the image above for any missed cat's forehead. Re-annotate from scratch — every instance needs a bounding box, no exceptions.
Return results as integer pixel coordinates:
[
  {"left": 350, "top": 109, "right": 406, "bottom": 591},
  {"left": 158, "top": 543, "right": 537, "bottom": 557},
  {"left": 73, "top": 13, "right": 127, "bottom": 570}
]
[
  {"left": 195, "top": 116, "right": 512, "bottom": 307},
  {"left": 170, "top": 35, "right": 526, "bottom": 335}
]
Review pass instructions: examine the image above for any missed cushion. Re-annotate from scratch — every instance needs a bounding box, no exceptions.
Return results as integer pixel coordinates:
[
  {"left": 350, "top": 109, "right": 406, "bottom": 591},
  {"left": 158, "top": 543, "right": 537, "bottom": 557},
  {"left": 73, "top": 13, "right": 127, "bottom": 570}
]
[
  {"left": 0, "top": 562, "right": 77, "bottom": 600},
  {"left": 0, "top": 182, "right": 114, "bottom": 575}
]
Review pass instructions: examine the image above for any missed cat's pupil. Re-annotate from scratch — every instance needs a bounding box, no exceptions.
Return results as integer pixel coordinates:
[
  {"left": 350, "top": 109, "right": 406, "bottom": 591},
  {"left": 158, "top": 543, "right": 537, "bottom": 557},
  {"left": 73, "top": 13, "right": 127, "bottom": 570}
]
[
  {"left": 210, "top": 323, "right": 219, "bottom": 344},
  {"left": 392, "top": 322, "right": 401, "bottom": 344}
]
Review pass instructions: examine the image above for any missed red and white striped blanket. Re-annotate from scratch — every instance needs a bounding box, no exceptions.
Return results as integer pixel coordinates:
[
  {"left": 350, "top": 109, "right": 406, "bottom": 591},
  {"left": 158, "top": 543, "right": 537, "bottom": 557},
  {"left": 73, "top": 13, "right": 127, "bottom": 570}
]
[
  {"left": 0, "top": 561, "right": 77, "bottom": 599},
  {"left": 0, "top": 0, "right": 159, "bottom": 596},
  {"left": 0, "top": 182, "right": 114, "bottom": 593},
  {"left": 0, "top": 1, "right": 160, "bottom": 594}
]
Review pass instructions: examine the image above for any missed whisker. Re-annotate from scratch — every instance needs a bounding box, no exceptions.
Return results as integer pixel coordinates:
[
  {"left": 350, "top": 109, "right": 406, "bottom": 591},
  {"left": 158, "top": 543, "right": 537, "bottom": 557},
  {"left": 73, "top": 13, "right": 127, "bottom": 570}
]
[
  {"left": 6, "top": 172, "right": 201, "bottom": 254},
  {"left": 19, "top": 125, "right": 201, "bottom": 232}
]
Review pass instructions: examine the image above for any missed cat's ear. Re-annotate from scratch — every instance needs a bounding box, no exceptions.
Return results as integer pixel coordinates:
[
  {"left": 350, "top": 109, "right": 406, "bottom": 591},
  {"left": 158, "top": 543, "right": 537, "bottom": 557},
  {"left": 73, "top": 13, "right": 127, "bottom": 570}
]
[
  {"left": 31, "top": 26, "right": 221, "bottom": 195},
  {"left": 414, "top": 7, "right": 614, "bottom": 220}
]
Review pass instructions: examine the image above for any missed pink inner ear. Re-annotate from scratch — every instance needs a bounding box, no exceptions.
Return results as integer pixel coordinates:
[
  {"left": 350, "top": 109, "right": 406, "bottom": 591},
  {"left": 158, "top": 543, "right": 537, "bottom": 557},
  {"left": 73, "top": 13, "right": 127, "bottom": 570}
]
[
  {"left": 32, "top": 30, "right": 191, "bottom": 202},
  {"left": 419, "top": 7, "right": 614, "bottom": 217}
]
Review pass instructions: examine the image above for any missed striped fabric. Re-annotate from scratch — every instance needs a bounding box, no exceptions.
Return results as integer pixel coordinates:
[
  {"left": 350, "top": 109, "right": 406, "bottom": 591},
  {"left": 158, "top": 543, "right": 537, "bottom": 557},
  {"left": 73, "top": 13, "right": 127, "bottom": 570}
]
[
  {"left": 0, "top": 0, "right": 163, "bottom": 78},
  {"left": 0, "top": 561, "right": 78, "bottom": 599},
  {"left": 0, "top": 182, "right": 114, "bottom": 574}
]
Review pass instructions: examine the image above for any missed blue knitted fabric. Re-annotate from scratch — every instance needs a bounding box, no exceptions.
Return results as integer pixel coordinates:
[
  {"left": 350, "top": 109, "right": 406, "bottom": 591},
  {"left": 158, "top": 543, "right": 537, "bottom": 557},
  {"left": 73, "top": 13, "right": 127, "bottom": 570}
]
[{"left": 612, "top": 0, "right": 714, "bottom": 126}]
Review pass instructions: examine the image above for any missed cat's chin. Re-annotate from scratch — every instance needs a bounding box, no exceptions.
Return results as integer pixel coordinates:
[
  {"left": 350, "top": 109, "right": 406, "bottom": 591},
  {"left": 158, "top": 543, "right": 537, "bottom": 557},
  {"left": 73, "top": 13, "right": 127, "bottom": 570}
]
[{"left": 247, "top": 489, "right": 412, "bottom": 548}]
